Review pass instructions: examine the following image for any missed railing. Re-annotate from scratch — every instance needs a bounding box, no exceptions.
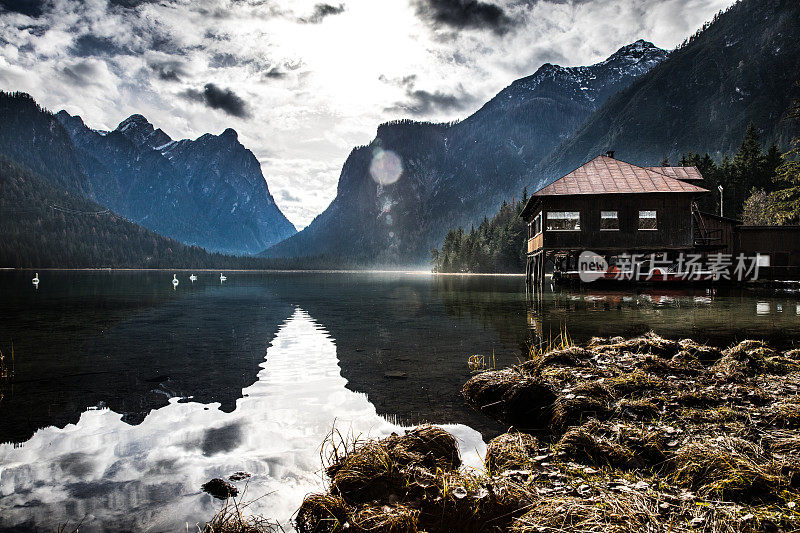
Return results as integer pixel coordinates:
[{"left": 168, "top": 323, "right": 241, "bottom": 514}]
[
  {"left": 528, "top": 233, "right": 543, "bottom": 253},
  {"left": 694, "top": 228, "right": 723, "bottom": 246}
]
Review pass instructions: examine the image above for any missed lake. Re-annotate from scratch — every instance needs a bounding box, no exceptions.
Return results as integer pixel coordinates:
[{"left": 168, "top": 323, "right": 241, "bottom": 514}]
[{"left": 0, "top": 271, "right": 799, "bottom": 531}]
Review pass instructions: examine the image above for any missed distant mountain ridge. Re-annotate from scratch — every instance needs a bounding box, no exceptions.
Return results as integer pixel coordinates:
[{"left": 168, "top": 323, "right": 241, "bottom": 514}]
[
  {"left": 55, "top": 110, "right": 297, "bottom": 255},
  {"left": 263, "top": 40, "right": 669, "bottom": 263},
  {"left": 0, "top": 90, "right": 295, "bottom": 255},
  {"left": 536, "top": 0, "right": 800, "bottom": 185}
]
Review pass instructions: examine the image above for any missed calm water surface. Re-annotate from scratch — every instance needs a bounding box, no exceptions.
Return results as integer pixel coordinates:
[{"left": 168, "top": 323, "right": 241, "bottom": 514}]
[{"left": 0, "top": 271, "right": 798, "bottom": 531}]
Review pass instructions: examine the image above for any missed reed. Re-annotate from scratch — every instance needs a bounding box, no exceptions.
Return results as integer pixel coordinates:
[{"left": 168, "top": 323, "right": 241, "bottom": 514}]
[
  {"left": 201, "top": 486, "right": 283, "bottom": 533},
  {"left": 0, "top": 342, "right": 13, "bottom": 381}
]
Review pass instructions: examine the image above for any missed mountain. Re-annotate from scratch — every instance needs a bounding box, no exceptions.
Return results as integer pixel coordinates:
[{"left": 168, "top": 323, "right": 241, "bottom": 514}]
[
  {"left": 0, "top": 92, "right": 95, "bottom": 198},
  {"left": 263, "top": 40, "right": 668, "bottom": 263},
  {"left": 0, "top": 155, "right": 215, "bottom": 268},
  {"left": 537, "top": 0, "right": 800, "bottom": 185},
  {"left": 55, "top": 110, "right": 297, "bottom": 255}
]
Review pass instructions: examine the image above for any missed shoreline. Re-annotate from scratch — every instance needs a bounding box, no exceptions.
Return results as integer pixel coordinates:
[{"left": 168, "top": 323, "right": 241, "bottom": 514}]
[
  {"left": 0, "top": 267, "right": 525, "bottom": 276},
  {"left": 267, "top": 332, "right": 800, "bottom": 533}
]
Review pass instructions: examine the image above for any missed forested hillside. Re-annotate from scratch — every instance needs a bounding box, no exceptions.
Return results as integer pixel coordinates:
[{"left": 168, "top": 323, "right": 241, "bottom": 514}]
[
  {"left": 434, "top": 122, "right": 798, "bottom": 273},
  {"left": 0, "top": 92, "right": 94, "bottom": 198},
  {"left": 431, "top": 192, "right": 527, "bottom": 273},
  {"left": 0, "top": 157, "right": 348, "bottom": 269}
]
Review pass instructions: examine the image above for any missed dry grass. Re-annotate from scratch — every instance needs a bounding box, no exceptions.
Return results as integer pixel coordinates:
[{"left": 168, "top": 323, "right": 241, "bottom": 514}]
[
  {"left": 460, "top": 334, "right": 800, "bottom": 530},
  {"left": 324, "top": 425, "right": 463, "bottom": 504},
  {"left": 350, "top": 504, "right": 419, "bottom": 533},
  {"left": 485, "top": 432, "right": 539, "bottom": 473},
  {"left": 606, "top": 370, "right": 671, "bottom": 397},
  {"left": 712, "top": 340, "right": 777, "bottom": 378},
  {"left": 461, "top": 368, "right": 556, "bottom": 428},
  {"left": 294, "top": 424, "right": 536, "bottom": 533},
  {"left": 294, "top": 493, "right": 349, "bottom": 533},
  {"left": 202, "top": 493, "right": 284, "bottom": 533},
  {"left": 769, "top": 398, "right": 800, "bottom": 428},
  {"left": 384, "top": 424, "right": 461, "bottom": 471},
  {"left": 616, "top": 398, "right": 660, "bottom": 420},
  {"left": 228, "top": 334, "right": 800, "bottom": 533},
  {"left": 672, "top": 437, "right": 786, "bottom": 502},
  {"left": 555, "top": 421, "right": 633, "bottom": 469},
  {"left": 329, "top": 440, "right": 398, "bottom": 503},
  {"left": 550, "top": 391, "right": 611, "bottom": 430},
  {"left": 510, "top": 487, "right": 660, "bottom": 533}
]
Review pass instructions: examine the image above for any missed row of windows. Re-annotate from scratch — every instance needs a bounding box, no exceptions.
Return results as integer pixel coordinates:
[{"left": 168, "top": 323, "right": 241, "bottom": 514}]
[{"left": 529, "top": 210, "right": 658, "bottom": 237}]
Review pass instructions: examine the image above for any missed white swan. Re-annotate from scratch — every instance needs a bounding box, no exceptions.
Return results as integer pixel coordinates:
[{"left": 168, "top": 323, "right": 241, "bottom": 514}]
[
  {"left": 32, "top": 272, "right": 39, "bottom": 285},
  {"left": 172, "top": 274, "right": 179, "bottom": 288},
  {"left": 189, "top": 274, "right": 197, "bottom": 282},
  {"left": 219, "top": 273, "right": 227, "bottom": 282}
]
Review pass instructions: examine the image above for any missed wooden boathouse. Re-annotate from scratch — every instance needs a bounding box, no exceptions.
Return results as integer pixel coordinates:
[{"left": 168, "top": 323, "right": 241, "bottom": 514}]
[{"left": 520, "top": 154, "right": 712, "bottom": 286}]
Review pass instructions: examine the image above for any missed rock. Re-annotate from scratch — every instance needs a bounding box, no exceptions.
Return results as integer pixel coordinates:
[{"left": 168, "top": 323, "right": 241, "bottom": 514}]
[
  {"left": 384, "top": 370, "right": 408, "bottom": 379},
  {"left": 229, "top": 471, "right": 251, "bottom": 482},
  {"left": 202, "top": 478, "right": 239, "bottom": 500}
]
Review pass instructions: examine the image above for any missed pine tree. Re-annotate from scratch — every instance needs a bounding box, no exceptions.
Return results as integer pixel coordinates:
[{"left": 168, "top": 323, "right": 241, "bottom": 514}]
[
  {"left": 769, "top": 138, "right": 800, "bottom": 224},
  {"left": 734, "top": 123, "right": 767, "bottom": 199},
  {"left": 764, "top": 144, "right": 784, "bottom": 191}
]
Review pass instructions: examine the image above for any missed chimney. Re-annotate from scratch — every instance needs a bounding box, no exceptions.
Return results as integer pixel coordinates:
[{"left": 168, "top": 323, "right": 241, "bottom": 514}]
[{"left": 605, "top": 150, "right": 615, "bottom": 158}]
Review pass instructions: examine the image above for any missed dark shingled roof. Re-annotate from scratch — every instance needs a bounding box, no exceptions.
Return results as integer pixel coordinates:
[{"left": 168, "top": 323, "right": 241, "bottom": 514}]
[{"left": 532, "top": 155, "right": 708, "bottom": 197}]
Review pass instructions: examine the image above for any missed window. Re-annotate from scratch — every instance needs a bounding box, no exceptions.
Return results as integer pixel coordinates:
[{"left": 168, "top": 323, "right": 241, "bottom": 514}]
[
  {"left": 638, "top": 210, "right": 657, "bottom": 231},
  {"left": 600, "top": 210, "right": 619, "bottom": 231},
  {"left": 547, "top": 211, "right": 580, "bottom": 231}
]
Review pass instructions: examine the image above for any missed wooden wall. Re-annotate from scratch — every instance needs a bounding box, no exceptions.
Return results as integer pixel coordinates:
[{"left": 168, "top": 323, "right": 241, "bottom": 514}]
[
  {"left": 695, "top": 212, "right": 736, "bottom": 252},
  {"left": 736, "top": 226, "right": 800, "bottom": 280},
  {"left": 525, "top": 193, "right": 696, "bottom": 252}
]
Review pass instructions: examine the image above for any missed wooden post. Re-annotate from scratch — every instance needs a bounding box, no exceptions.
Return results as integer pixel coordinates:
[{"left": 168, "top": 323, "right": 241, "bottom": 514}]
[
  {"left": 525, "top": 256, "right": 532, "bottom": 292},
  {"left": 537, "top": 251, "right": 545, "bottom": 290}
]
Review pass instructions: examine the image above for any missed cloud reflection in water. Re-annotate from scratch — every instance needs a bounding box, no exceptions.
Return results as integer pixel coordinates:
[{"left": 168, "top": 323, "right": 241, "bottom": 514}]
[{"left": 0, "top": 308, "right": 485, "bottom": 531}]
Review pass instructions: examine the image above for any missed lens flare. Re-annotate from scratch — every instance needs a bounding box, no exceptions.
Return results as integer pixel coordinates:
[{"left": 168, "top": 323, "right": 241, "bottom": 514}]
[{"left": 369, "top": 149, "right": 403, "bottom": 185}]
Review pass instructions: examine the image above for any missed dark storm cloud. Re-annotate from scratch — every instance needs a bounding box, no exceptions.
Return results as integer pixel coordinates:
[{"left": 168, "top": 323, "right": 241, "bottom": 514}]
[
  {"left": 0, "top": 0, "right": 46, "bottom": 17},
  {"left": 71, "top": 34, "right": 131, "bottom": 57},
  {"left": 209, "top": 52, "right": 243, "bottom": 68},
  {"left": 383, "top": 74, "right": 475, "bottom": 116},
  {"left": 264, "top": 67, "right": 287, "bottom": 79},
  {"left": 181, "top": 83, "right": 251, "bottom": 118},
  {"left": 279, "top": 189, "right": 301, "bottom": 203},
  {"left": 149, "top": 60, "right": 185, "bottom": 81},
  {"left": 298, "top": 3, "right": 345, "bottom": 24},
  {"left": 61, "top": 60, "right": 104, "bottom": 86},
  {"left": 107, "top": 0, "right": 161, "bottom": 9},
  {"left": 207, "top": 53, "right": 292, "bottom": 81},
  {"left": 412, "top": 0, "right": 516, "bottom": 34},
  {"left": 262, "top": 59, "right": 304, "bottom": 81},
  {"left": 396, "top": 88, "right": 473, "bottom": 115}
]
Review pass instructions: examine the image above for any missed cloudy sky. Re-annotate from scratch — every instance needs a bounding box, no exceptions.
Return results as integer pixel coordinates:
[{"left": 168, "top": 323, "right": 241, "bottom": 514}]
[{"left": 0, "top": 0, "right": 733, "bottom": 229}]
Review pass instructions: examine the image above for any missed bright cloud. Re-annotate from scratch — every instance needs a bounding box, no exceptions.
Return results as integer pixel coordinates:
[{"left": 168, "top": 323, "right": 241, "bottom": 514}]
[{"left": 0, "top": 0, "right": 734, "bottom": 228}]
